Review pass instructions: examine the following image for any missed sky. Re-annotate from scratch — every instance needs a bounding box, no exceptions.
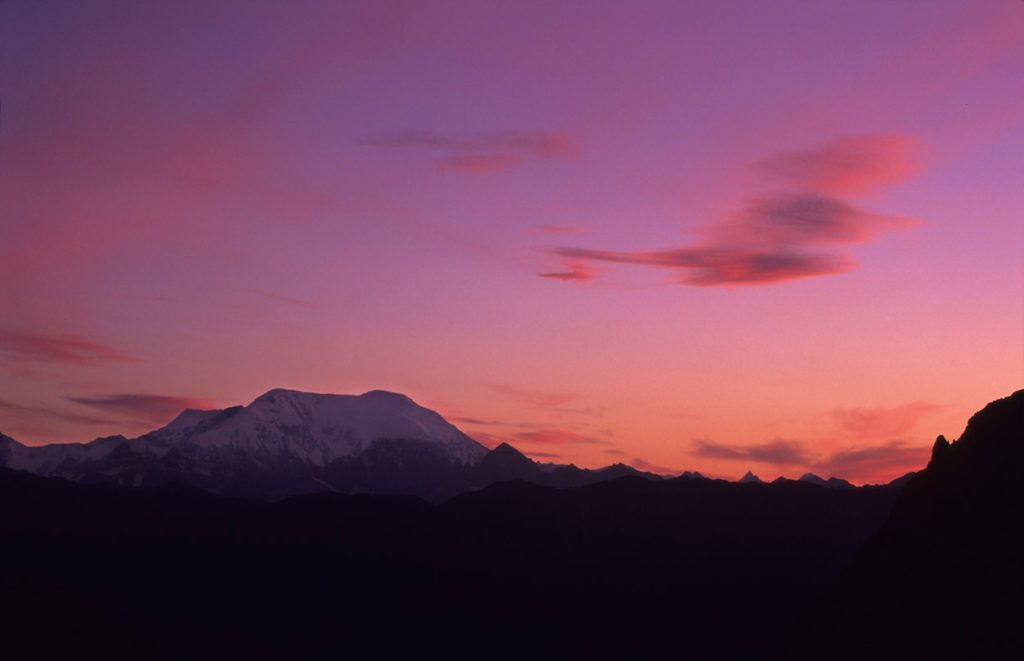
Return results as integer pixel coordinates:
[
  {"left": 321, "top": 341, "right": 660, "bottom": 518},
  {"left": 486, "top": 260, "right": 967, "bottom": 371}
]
[{"left": 2, "top": 0, "right": 1022, "bottom": 484}]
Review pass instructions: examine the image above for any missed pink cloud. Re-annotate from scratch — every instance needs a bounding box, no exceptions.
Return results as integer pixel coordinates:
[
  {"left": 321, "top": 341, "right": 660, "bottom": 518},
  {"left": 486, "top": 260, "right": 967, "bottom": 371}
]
[
  {"left": 0, "top": 399, "right": 112, "bottom": 427},
  {"left": 357, "top": 129, "right": 577, "bottom": 174},
  {"left": 513, "top": 429, "right": 596, "bottom": 445},
  {"left": 68, "top": 394, "right": 216, "bottom": 424},
  {"left": 537, "top": 262, "right": 597, "bottom": 282},
  {"left": 527, "top": 225, "right": 586, "bottom": 234},
  {"left": 543, "top": 136, "right": 923, "bottom": 287},
  {"left": 0, "top": 330, "right": 139, "bottom": 366},
  {"left": 254, "top": 290, "right": 319, "bottom": 309},
  {"left": 815, "top": 441, "right": 930, "bottom": 483},
  {"left": 356, "top": 129, "right": 579, "bottom": 158},
  {"left": 435, "top": 153, "right": 522, "bottom": 173},
  {"left": 555, "top": 245, "right": 854, "bottom": 287},
  {"left": 751, "top": 134, "right": 919, "bottom": 196},
  {"left": 723, "top": 194, "right": 921, "bottom": 247},
  {"left": 833, "top": 402, "right": 946, "bottom": 441},
  {"left": 691, "top": 438, "right": 810, "bottom": 465},
  {"left": 630, "top": 457, "right": 679, "bottom": 475},
  {"left": 521, "top": 450, "right": 561, "bottom": 459},
  {"left": 490, "top": 384, "right": 577, "bottom": 409}
]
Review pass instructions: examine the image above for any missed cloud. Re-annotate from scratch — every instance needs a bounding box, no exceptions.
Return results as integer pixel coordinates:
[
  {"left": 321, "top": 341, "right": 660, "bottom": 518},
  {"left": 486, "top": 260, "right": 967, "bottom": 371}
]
[
  {"left": 468, "top": 427, "right": 607, "bottom": 449},
  {"left": 513, "top": 429, "right": 602, "bottom": 445},
  {"left": 815, "top": 441, "right": 929, "bottom": 482},
  {"left": 543, "top": 135, "right": 922, "bottom": 287},
  {"left": 528, "top": 226, "right": 586, "bottom": 234},
  {"left": 537, "top": 262, "right": 597, "bottom": 281},
  {"left": 833, "top": 402, "right": 945, "bottom": 440},
  {"left": 555, "top": 245, "right": 853, "bottom": 287},
  {"left": 490, "top": 384, "right": 577, "bottom": 409},
  {"left": 68, "top": 394, "right": 216, "bottom": 424},
  {"left": 522, "top": 450, "right": 561, "bottom": 459},
  {"left": 0, "top": 330, "right": 139, "bottom": 366},
  {"left": 255, "top": 289, "right": 319, "bottom": 309},
  {"left": 356, "top": 130, "right": 578, "bottom": 158},
  {"left": 435, "top": 152, "right": 522, "bottom": 173},
  {"left": 356, "top": 129, "right": 577, "bottom": 174},
  {"left": 691, "top": 433, "right": 930, "bottom": 483},
  {"left": 451, "top": 416, "right": 501, "bottom": 426},
  {"left": 630, "top": 457, "right": 679, "bottom": 475},
  {"left": 0, "top": 399, "right": 112, "bottom": 426},
  {"left": 725, "top": 193, "right": 920, "bottom": 246},
  {"left": 691, "top": 437, "right": 810, "bottom": 465},
  {"left": 751, "top": 134, "right": 919, "bottom": 195}
]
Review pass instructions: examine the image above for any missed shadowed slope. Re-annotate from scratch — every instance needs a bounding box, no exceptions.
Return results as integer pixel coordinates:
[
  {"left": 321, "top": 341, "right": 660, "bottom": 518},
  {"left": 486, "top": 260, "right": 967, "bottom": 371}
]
[
  {"left": 785, "top": 389, "right": 1024, "bottom": 657},
  {"left": 0, "top": 465, "right": 907, "bottom": 658}
]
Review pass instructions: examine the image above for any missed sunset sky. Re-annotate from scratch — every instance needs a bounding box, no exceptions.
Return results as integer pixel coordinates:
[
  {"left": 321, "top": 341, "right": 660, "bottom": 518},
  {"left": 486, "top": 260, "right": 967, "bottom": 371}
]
[{"left": 2, "top": 0, "right": 1022, "bottom": 483}]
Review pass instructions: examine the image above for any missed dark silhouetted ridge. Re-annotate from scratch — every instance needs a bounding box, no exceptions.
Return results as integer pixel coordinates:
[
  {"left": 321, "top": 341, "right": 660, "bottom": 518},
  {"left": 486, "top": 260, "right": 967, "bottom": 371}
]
[{"left": 785, "top": 389, "right": 1024, "bottom": 658}]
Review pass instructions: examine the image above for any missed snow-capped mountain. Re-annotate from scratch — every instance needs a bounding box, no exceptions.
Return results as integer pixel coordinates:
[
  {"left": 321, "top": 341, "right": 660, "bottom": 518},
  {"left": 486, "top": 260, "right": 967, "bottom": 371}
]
[
  {"left": 0, "top": 389, "right": 489, "bottom": 499},
  {"left": 0, "top": 388, "right": 668, "bottom": 501}
]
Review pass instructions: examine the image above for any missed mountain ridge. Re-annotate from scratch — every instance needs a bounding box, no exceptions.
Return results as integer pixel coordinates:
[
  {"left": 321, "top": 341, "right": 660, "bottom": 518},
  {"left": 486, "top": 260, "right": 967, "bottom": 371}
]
[{"left": 0, "top": 388, "right": 669, "bottom": 501}]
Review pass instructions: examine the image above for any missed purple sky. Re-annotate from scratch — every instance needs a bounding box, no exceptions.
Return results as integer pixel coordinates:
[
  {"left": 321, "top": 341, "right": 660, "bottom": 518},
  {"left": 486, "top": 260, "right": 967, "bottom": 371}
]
[{"left": 2, "top": 0, "right": 1023, "bottom": 482}]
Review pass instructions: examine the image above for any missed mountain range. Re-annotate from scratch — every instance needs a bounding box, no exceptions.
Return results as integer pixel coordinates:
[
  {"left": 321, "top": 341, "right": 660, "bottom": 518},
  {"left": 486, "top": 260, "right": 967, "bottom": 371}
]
[
  {"left": 0, "top": 388, "right": 664, "bottom": 501},
  {"left": 3, "top": 388, "right": 1019, "bottom": 658}
]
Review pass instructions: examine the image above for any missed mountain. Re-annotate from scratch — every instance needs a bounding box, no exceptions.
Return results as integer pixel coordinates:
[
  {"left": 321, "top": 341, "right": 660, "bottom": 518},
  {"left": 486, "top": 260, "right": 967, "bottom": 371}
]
[
  {"left": 786, "top": 389, "right": 1024, "bottom": 657},
  {"left": 0, "top": 389, "right": 487, "bottom": 500},
  {"left": 739, "top": 470, "right": 763, "bottom": 483},
  {"left": 0, "top": 388, "right": 665, "bottom": 501},
  {"left": 798, "top": 473, "right": 856, "bottom": 490}
]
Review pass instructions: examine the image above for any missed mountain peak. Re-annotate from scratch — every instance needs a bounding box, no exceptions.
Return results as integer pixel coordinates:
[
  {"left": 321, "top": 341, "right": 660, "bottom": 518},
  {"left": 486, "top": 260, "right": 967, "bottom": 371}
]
[
  {"left": 358, "top": 389, "right": 415, "bottom": 404},
  {"left": 739, "top": 470, "right": 763, "bottom": 483},
  {"left": 799, "top": 473, "right": 828, "bottom": 486}
]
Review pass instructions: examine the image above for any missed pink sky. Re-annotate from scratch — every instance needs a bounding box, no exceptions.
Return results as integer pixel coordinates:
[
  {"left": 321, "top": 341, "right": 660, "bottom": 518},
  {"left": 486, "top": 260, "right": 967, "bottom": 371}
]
[{"left": 2, "top": 0, "right": 1022, "bottom": 483}]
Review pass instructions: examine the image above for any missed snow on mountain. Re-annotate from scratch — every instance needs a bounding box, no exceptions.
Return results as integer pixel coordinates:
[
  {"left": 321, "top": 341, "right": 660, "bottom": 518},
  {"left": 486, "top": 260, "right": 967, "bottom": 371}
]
[
  {"left": 0, "top": 389, "right": 488, "bottom": 484},
  {"left": 140, "top": 388, "right": 487, "bottom": 466},
  {"left": 0, "top": 433, "right": 128, "bottom": 474},
  {"left": 799, "top": 473, "right": 829, "bottom": 487}
]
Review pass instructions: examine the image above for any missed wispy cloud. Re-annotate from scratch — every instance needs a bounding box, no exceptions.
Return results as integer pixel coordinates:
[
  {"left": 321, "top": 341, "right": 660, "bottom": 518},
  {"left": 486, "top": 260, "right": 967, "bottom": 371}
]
[
  {"left": 0, "top": 330, "right": 139, "bottom": 366},
  {"left": 0, "top": 399, "right": 112, "bottom": 426},
  {"left": 690, "top": 434, "right": 930, "bottom": 483},
  {"left": 833, "top": 402, "right": 945, "bottom": 440},
  {"left": 528, "top": 225, "right": 586, "bottom": 234},
  {"left": 537, "top": 262, "right": 597, "bottom": 281},
  {"left": 555, "top": 244, "right": 854, "bottom": 287},
  {"left": 356, "top": 129, "right": 578, "bottom": 173},
  {"left": 513, "top": 429, "right": 604, "bottom": 445},
  {"left": 543, "top": 134, "right": 922, "bottom": 287},
  {"left": 522, "top": 450, "right": 561, "bottom": 459},
  {"left": 630, "top": 457, "right": 679, "bottom": 475},
  {"left": 751, "top": 134, "right": 919, "bottom": 195},
  {"left": 489, "top": 384, "right": 577, "bottom": 409},
  {"left": 436, "top": 152, "right": 522, "bottom": 173},
  {"left": 815, "top": 441, "right": 929, "bottom": 482},
  {"left": 691, "top": 437, "right": 810, "bottom": 465},
  {"left": 68, "top": 394, "right": 216, "bottom": 424},
  {"left": 356, "top": 129, "right": 578, "bottom": 157},
  {"left": 255, "top": 289, "right": 319, "bottom": 309}
]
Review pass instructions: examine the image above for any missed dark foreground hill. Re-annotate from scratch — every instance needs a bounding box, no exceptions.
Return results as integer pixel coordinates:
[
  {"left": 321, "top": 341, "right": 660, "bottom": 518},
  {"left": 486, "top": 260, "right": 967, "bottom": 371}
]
[
  {"left": 0, "top": 466, "right": 906, "bottom": 659},
  {"left": 785, "top": 389, "right": 1024, "bottom": 658}
]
